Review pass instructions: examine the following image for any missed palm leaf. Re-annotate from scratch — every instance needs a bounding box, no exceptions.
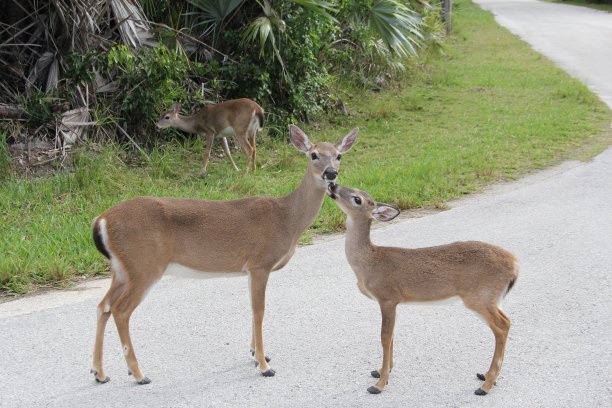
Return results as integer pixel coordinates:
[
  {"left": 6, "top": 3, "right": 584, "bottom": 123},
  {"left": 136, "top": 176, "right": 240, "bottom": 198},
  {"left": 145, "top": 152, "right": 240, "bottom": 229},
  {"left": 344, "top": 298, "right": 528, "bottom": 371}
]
[{"left": 369, "top": 0, "right": 424, "bottom": 57}]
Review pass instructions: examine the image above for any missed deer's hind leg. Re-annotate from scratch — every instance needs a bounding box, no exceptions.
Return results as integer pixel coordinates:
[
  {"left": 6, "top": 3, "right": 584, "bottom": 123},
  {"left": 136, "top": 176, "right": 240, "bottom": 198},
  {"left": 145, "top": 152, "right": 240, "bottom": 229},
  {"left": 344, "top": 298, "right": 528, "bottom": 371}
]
[
  {"left": 368, "top": 301, "right": 397, "bottom": 394},
  {"left": 466, "top": 303, "right": 511, "bottom": 395},
  {"left": 91, "top": 275, "right": 125, "bottom": 383},
  {"left": 110, "top": 260, "right": 164, "bottom": 384}
]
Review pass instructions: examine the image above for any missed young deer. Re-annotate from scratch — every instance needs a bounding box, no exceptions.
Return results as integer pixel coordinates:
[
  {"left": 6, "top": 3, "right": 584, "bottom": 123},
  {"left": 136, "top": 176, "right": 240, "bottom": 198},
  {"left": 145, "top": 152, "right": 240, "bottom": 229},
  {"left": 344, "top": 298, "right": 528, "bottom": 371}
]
[
  {"left": 327, "top": 183, "right": 518, "bottom": 396},
  {"left": 156, "top": 98, "right": 264, "bottom": 175},
  {"left": 90, "top": 126, "right": 358, "bottom": 385}
]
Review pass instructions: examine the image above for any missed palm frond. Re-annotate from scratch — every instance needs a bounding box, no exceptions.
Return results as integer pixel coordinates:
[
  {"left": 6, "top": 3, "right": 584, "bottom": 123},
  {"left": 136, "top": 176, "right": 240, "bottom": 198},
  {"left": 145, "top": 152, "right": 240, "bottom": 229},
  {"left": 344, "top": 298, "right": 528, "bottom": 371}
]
[
  {"left": 288, "top": 0, "right": 338, "bottom": 23},
  {"left": 369, "top": 0, "right": 424, "bottom": 57}
]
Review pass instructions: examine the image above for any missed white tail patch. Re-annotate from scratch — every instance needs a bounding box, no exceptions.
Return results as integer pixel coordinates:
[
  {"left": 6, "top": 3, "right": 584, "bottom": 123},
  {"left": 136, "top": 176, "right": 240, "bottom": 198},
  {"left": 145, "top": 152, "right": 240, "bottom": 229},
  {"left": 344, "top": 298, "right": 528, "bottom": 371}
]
[
  {"left": 164, "top": 263, "right": 246, "bottom": 280},
  {"left": 99, "top": 218, "right": 127, "bottom": 283}
]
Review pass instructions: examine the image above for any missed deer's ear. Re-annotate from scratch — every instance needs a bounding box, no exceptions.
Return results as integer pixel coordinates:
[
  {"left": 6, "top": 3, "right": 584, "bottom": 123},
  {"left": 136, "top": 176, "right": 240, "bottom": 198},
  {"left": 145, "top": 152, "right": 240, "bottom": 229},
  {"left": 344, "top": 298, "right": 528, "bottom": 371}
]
[
  {"left": 172, "top": 102, "right": 181, "bottom": 113},
  {"left": 372, "top": 203, "right": 400, "bottom": 222},
  {"left": 335, "top": 127, "right": 358, "bottom": 153},
  {"left": 289, "top": 125, "right": 313, "bottom": 153}
]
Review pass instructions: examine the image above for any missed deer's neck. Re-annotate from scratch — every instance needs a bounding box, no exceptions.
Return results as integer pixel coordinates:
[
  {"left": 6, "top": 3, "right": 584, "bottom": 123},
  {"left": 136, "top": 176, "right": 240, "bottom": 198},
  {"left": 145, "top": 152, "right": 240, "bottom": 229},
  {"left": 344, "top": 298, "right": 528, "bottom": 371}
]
[
  {"left": 283, "top": 168, "right": 327, "bottom": 240},
  {"left": 345, "top": 216, "right": 375, "bottom": 263},
  {"left": 174, "top": 114, "right": 202, "bottom": 133}
]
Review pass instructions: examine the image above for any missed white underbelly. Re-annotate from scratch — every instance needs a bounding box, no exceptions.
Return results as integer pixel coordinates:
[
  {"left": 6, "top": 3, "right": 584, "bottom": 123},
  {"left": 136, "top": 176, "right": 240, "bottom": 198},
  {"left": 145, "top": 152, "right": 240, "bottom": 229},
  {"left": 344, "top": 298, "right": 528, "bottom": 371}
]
[
  {"left": 164, "top": 263, "right": 246, "bottom": 279},
  {"left": 218, "top": 127, "right": 235, "bottom": 137}
]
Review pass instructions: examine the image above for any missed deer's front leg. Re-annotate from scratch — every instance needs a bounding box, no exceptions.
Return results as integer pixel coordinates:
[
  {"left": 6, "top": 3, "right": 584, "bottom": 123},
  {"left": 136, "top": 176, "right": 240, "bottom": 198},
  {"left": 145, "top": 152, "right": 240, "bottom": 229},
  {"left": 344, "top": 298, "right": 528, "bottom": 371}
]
[
  {"left": 368, "top": 301, "right": 397, "bottom": 394},
  {"left": 221, "top": 137, "right": 240, "bottom": 171},
  {"left": 248, "top": 269, "right": 274, "bottom": 376},
  {"left": 199, "top": 132, "right": 215, "bottom": 176}
]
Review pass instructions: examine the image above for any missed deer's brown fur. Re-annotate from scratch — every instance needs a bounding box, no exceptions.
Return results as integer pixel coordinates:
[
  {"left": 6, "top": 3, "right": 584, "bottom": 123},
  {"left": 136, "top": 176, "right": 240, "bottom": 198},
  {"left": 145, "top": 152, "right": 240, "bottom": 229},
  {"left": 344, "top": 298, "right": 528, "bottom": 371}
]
[{"left": 156, "top": 98, "right": 264, "bottom": 174}]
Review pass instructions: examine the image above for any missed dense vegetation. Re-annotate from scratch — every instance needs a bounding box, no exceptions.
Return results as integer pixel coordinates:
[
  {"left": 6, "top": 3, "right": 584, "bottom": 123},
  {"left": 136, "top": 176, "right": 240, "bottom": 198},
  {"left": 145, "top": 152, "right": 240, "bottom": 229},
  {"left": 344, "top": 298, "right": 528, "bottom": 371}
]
[{"left": 0, "top": 0, "right": 445, "bottom": 145}]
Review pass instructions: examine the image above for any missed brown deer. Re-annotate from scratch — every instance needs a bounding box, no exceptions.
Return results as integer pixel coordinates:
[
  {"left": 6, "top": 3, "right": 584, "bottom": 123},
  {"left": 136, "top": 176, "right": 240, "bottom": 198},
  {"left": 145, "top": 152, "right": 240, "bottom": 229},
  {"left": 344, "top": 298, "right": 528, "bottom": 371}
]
[
  {"left": 90, "top": 125, "right": 358, "bottom": 385},
  {"left": 327, "top": 183, "right": 518, "bottom": 396},
  {"left": 156, "top": 98, "right": 264, "bottom": 175}
]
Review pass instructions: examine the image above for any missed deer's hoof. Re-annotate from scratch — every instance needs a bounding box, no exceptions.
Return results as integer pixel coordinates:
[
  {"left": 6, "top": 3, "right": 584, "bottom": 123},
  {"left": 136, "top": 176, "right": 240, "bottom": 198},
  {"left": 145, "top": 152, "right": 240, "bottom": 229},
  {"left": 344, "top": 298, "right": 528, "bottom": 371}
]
[
  {"left": 261, "top": 369, "right": 276, "bottom": 377},
  {"left": 95, "top": 376, "right": 110, "bottom": 384},
  {"left": 474, "top": 388, "right": 487, "bottom": 396},
  {"left": 137, "top": 377, "right": 151, "bottom": 385},
  {"left": 251, "top": 350, "right": 271, "bottom": 363},
  {"left": 476, "top": 373, "right": 496, "bottom": 385},
  {"left": 367, "top": 386, "right": 382, "bottom": 394}
]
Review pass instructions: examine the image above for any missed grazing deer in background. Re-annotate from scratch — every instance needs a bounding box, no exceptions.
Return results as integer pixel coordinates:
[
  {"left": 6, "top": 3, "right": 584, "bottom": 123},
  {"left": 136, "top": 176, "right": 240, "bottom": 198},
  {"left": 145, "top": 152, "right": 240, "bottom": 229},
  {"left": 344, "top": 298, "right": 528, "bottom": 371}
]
[
  {"left": 327, "top": 183, "right": 518, "bottom": 396},
  {"left": 90, "top": 125, "right": 358, "bottom": 385},
  {"left": 156, "top": 98, "right": 264, "bottom": 175}
]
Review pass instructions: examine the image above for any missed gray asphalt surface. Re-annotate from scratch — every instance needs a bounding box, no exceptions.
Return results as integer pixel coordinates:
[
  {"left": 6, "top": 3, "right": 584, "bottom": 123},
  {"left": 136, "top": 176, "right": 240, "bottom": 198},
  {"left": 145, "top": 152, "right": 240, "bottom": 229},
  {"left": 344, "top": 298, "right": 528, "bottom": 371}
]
[{"left": 2, "top": 1, "right": 612, "bottom": 407}]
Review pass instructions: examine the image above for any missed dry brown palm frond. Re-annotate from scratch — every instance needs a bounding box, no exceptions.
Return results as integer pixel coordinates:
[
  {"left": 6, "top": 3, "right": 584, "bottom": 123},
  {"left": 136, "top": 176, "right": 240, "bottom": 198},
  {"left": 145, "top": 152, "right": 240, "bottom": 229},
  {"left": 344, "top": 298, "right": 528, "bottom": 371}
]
[{"left": 109, "top": 0, "right": 154, "bottom": 48}]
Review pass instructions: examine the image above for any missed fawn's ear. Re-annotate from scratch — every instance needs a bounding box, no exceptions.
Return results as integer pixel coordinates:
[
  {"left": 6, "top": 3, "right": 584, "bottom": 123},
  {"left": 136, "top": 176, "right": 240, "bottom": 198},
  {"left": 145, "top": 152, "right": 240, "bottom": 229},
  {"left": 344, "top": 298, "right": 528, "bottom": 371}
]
[
  {"left": 372, "top": 203, "right": 400, "bottom": 222},
  {"left": 289, "top": 125, "right": 313, "bottom": 153},
  {"left": 335, "top": 128, "right": 359, "bottom": 153},
  {"left": 171, "top": 102, "right": 181, "bottom": 114}
]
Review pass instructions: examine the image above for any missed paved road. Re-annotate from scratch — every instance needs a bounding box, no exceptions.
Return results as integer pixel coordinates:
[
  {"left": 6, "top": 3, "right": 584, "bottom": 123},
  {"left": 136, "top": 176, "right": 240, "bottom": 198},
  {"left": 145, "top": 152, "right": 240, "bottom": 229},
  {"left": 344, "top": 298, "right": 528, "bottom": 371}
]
[{"left": 1, "top": 1, "right": 611, "bottom": 407}]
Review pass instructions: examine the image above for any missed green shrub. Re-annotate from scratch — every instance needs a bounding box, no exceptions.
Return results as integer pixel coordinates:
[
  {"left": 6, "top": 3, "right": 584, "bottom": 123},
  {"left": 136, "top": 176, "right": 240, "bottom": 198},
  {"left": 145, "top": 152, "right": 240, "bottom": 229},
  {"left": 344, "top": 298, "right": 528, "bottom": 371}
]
[{"left": 67, "top": 45, "right": 212, "bottom": 141}]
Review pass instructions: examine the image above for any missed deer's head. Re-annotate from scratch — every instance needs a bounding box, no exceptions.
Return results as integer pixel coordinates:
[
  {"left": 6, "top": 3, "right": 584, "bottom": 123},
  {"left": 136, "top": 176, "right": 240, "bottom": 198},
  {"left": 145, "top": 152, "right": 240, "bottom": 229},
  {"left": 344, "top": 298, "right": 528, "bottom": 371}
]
[
  {"left": 289, "top": 125, "right": 358, "bottom": 187},
  {"left": 327, "top": 184, "right": 400, "bottom": 222},
  {"left": 156, "top": 102, "right": 181, "bottom": 129}
]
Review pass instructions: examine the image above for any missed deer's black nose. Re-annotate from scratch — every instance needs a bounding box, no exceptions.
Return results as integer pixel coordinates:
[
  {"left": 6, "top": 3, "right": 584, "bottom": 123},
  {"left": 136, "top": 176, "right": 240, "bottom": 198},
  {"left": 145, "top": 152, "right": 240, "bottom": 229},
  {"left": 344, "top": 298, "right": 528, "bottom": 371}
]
[{"left": 323, "top": 169, "right": 337, "bottom": 181}]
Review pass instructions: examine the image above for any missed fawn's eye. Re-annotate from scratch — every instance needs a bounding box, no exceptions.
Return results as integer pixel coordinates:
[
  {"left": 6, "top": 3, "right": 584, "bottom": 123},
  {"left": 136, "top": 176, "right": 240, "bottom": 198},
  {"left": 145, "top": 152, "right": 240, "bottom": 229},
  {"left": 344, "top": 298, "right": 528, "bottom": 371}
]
[
  {"left": 353, "top": 196, "right": 362, "bottom": 205},
  {"left": 165, "top": 116, "right": 170, "bottom": 120},
  {"left": 337, "top": 154, "right": 342, "bottom": 161},
  {"left": 311, "top": 152, "right": 319, "bottom": 160}
]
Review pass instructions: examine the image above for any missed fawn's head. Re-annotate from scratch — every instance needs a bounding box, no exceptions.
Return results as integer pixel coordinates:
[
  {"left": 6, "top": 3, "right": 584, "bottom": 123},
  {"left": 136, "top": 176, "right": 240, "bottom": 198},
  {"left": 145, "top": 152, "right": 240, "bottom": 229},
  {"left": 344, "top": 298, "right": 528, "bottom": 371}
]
[
  {"left": 327, "top": 184, "right": 400, "bottom": 222},
  {"left": 289, "top": 125, "right": 358, "bottom": 186},
  {"left": 156, "top": 102, "right": 181, "bottom": 129}
]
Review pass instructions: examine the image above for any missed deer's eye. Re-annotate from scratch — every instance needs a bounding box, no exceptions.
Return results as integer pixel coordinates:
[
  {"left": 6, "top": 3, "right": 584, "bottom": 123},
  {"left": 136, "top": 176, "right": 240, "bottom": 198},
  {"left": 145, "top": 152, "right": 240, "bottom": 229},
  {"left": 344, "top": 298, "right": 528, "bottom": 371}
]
[
  {"left": 353, "top": 196, "right": 362, "bottom": 205},
  {"left": 337, "top": 154, "right": 342, "bottom": 161},
  {"left": 165, "top": 116, "right": 170, "bottom": 120},
  {"left": 311, "top": 152, "right": 319, "bottom": 160}
]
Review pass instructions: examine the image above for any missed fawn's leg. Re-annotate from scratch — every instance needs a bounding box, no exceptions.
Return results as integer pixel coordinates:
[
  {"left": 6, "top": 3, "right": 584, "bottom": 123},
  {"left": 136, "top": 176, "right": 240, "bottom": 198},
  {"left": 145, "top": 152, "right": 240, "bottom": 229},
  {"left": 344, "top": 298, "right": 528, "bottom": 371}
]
[
  {"left": 470, "top": 304, "right": 511, "bottom": 395},
  {"left": 368, "top": 301, "right": 397, "bottom": 394}
]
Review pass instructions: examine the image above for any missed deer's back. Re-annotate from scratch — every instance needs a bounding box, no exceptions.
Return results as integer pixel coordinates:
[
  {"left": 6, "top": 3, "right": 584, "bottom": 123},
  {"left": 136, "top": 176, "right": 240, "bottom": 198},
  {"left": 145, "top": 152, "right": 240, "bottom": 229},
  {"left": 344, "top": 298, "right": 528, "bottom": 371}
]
[
  {"left": 99, "top": 195, "right": 294, "bottom": 273},
  {"left": 355, "top": 241, "right": 517, "bottom": 303}
]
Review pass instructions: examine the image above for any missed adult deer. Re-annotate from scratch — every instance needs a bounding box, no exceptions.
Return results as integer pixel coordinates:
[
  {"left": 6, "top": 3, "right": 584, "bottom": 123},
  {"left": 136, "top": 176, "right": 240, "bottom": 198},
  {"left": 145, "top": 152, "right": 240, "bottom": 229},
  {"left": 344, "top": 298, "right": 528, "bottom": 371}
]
[
  {"left": 327, "top": 183, "right": 518, "bottom": 396},
  {"left": 90, "top": 125, "right": 358, "bottom": 385},
  {"left": 156, "top": 98, "right": 264, "bottom": 175}
]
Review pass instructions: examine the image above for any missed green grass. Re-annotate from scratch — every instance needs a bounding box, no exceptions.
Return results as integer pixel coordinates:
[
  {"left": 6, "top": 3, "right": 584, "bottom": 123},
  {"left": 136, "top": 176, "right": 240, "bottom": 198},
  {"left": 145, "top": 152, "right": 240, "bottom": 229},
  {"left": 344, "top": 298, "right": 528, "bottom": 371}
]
[{"left": 1, "top": 0, "right": 610, "bottom": 294}]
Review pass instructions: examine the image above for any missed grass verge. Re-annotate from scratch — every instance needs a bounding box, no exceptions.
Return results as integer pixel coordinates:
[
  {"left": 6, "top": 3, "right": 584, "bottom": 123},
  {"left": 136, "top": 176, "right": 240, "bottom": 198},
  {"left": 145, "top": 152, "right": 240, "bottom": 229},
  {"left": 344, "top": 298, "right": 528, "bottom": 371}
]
[{"left": 1, "top": 0, "right": 610, "bottom": 294}]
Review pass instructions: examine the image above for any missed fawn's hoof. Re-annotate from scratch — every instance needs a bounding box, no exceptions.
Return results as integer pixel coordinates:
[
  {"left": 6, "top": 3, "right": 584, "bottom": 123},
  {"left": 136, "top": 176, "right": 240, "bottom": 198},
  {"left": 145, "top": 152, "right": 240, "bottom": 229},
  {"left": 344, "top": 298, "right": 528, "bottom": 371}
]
[
  {"left": 95, "top": 376, "right": 110, "bottom": 384},
  {"left": 475, "top": 388, "right": 487, "bottom": 396},
  {"left": 367, "top": 386, "right": 382, "bottom": 394},
  {"left": 261, "top": 369, "right": 276, "bottom": 377},
  {"left": 137, "top": 377, "right": 151, "bottom": 385},
  {"left": 476, "top": 373, "right": 497, "bottom": 385},
  {"left": 371, "top": 370, "right": 380, "bottom": 378},
  {"left": 250, "top": 349, "right": 271, "bottom": 363}
]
